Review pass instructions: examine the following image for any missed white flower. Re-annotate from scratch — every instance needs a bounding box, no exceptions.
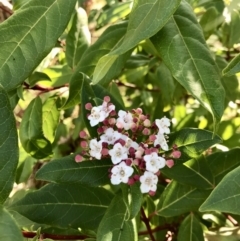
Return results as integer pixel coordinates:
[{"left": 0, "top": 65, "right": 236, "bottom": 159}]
[
  {"left": 140, "top": 171, "right": 158, "bottom": 193},
  {"left": 155, "top": 117, "right": 171, "bottom": 134},
  {"left": 143, "top": 152, "right": 165, "bottom": 173},
  {"left": 120, "top": 134, "right": 139, "bottom": 150},
  {"left": 100, "top": 128, "right": 122, "bottom": 145},
  {"left": 89, "top": 139, "right": 102, "bottom": 160},
  {"left": 154, "top": 132, "right": 169, "bottom": 151},
  {"left": 116, "top": 110, "right": 134, "bottom": 130},
  {"left": 88, "top": 106, "right": 106, "bottom": 126},
  {"left": 101, "top": 101, "right": 115, "bottom": 117},
  {"left": 109, "top": 143, "right": 128, "bottom": 164},
  {"left": 111, "top": 161, "right": 134, "bottom": 185}
]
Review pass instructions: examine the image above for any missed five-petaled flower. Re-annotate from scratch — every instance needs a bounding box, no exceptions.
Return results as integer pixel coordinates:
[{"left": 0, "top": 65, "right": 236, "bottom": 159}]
[
  {"left": 89, "top": 139, "right": 102, "bottom": 160},
  {"left": 116, "top": 110, "right": 134, "bottom": 130},
  {"left": 140, "top": 171, "right": 158, "bottom": 193},
  {"left": 111, "top": 161, "right": 134, "bottom": 185},
  {"left": 109, "top": 142, "right": 128, "bottom": 164},
  {"left": 143, "top": 152, "right": 166, "bottom": 173}
]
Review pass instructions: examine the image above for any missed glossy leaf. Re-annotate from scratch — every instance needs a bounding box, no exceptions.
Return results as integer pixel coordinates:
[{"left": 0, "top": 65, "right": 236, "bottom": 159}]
[
  {"left": 223, "top": 53, "right": 240, "bottom": 77},
  {"left": 96, "top": 2, "right": 131, "bottom": 28},
  {"left": 42, "top": 97, "right": 60, "bottom": 143},
  {"left": 162, "top": 155, "right": 214, "bottom": 189},
  {"left": 216, "top": 56, "right": 240, "bottom": 102},
  {"left": 151, "top": 1, "right": 225, "bottom": 127},
  {"left": 0, "top": 206, "right": 23, "bottom": 241},
  {"left": 0, "top": 0, "right": 76, "bottom": 92},
  {"left": 207, "top": 148, "right": 240, "bottom": 185},
  {"left": 62, "top": 72, "right": 90, "bottom": 109},
  {"left": 66, "top": 7, "right": 90, "bottom": 69},
  {"left": 19, "top": 97, "right": 52, "bottom": 159},
  {"left": 157, "top": 181, "right": 211, "bottom": 217},
  {"left": 0, "top": 86, "right": 18, "bottom": 204},
  {"left": 36, "top": 155, "right": 112, "bottom": 186},
  {"left": 28, "top": 71, "right": 51, "bottom": 87},
  {"left": 110, "top": 0, "right": 181, "bottom": 55},
  {"left": 97, "top": 192, "right": 137, "bottom": 241},
  {"left": 76, "top": 22, "right": 127, "bottom": 77},
  {"left": 10, "top": 183, "right": 113, "bottom": 230},
  {"left": 177, "top": 213, "right": 204, "bottom": 241},
  {"left": 199, "top": 165, "right": 240, "bottom": 214},
  {"left": 168, "top": 128, "right": 222, "bottom": 162}
]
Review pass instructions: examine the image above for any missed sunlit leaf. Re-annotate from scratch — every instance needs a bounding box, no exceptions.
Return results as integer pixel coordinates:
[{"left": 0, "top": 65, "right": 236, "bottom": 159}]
[
  {"left": 19, "top": 97, "right": 52, "bottom": 159},
  {"left": 0, "top": 0, "right": 76, "bottom": 91},
  {"left": 151, "top": 1, "right": 225, "bottom": 128},
  {"left": 157, "top": 181, "right": 211, "bottom": 217}
]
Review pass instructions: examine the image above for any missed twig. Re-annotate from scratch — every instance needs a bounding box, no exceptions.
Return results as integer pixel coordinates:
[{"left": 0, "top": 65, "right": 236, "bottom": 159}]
[
  {"left": 22, "top": 231, "right": 89, "bottom": 240},
  {"left": 0, "top": 4, "right": 13, "bottom": 16},
  {"left": 23, "top": 82, "right": 68, "bottom": 93},
  {"left": 141, "top": 207, "right": 156, "bottom": 241},
  {"left": 115, "top": 80, "right": 160, "bottom": 93}
]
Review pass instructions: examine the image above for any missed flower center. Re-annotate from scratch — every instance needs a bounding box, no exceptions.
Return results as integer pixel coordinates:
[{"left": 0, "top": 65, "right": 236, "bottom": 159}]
[{"left": 120, "top": 170, "right": 125, "bottom": 176}]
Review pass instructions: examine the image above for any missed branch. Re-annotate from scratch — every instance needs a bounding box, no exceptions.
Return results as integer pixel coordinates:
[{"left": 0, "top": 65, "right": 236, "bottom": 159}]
[
  {"left": 0, "top": 3, "right": 13, "bottom": 16},
  {"left": 23, "top": 82, "right": 68, "bottom": 93},
  {"left": 141, "top": 207, "right": 156, "bottom": 241},
  {"left": 22, "top": 231, "right": 89, "bottom": 240}
]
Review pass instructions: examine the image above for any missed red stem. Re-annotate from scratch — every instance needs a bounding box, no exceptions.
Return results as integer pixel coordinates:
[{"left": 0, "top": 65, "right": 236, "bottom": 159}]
[{"left": 141, "top": 207, "right": 156, "bottom": 241}]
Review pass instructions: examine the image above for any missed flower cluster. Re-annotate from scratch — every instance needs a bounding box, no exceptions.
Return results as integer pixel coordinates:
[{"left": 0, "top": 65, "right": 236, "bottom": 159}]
[{"left": 75, "top": 96, "right": 181, "bottom": 195}]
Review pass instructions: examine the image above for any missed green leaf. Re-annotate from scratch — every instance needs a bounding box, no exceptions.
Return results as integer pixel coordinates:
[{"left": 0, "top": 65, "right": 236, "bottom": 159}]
[
  {"left": 28, "top": 72, "right": 51, "bottom": 88},
  {"left": 151, "top": 1, "right": 225, "bottom": 128},
  {"left": 42, "top": 97, "right": 60, "bottom": 143},
  {"left": 92, "top": 52, "right": 131, "bottom": 86},
  {"left": 222, "top": 9, "right": 240, "bottom": 48},
  {"left": 10, "top": 183, "right": 113, "bottom": 230},
  {"left": 207, "top": 148, "right": 240, "bottom": 185},
  {"left": 96, "top": 2, "right": 131, "bottom": 29},
  {"left": 199, "top": 165, "right": 240, "bottom": 214},
  {"left": 19, "top": 97, "right": 52, "bottom": 159},
  {"left": 223, "top": 53, "right": 240, "bottom": 77},
  {"left": 110, "top": 0, "right": 181, "bottom": 55},
  {"left": 0, "top": 206, "right": 23, "bottom": 241},
  {"left": 97, "top": 192, "right": 137, "bottom": 241},
  {"left": 162, "top": 155, "right": 214, "bottom": 189},
  {"left": 216, "top": 56, "right": 240, "bottom": 102},
  {"left": 76, "top": 22, "right": 127, "bottom": 77},
  {"left": 177, "top": 213, "right": 204, "bottom": 241},
  {"left": 0, "top": 0, "right": 77, "bottom": 92},
  {"left": 168, "top": 128, "right": 222, "bottom": 162},
  {"left": 66, "top": 7, "right": 90, "bottom": 69},
  {"left": 157, "top": 181, "right": 211, "bottom": 217},
  {"left": 199, "top": 7, "right": 224, "bottom": 39},
  {"left": 62, "top": 72, "right": 90, "bottom": 109},
  {"left": 36, "top": 155, "right": 112, "bottom": 186},
  {"left": 0, "top": 86, "right": 18, "bottom": 204}
]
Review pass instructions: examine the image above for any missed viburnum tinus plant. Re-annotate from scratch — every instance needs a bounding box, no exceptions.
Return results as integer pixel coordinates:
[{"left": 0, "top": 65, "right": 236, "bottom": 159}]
[
  {"left": 0, "top": 0, "right": 240, "bottom": 241},
  {"left": 76, "top": 96, "right": 181, "bottom": 195}
]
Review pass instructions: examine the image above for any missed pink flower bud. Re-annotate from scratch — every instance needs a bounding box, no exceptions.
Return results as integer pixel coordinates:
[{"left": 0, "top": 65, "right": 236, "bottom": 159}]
[
  {"left": 135, "top": 108, "right": 143, "bottom": 115},
  {"left": 140, "top": 114, "right": 147, "bottom": 121},
  {"left": 85, "top": 103, "right": 92, "bottom": 110},
  {"left": 104, "top": 96, "right": 111, "bottom": 102},
  {"left": 80, "top": 140, "right": 88, "bottom": 148},
  {"left": 97, "top": 127, "right": 104, "bottom": 134},
  {"left": 101, "top": 148, "right": 109, "bottom": 156},
  {"left": 149, "top": 190, "right": 156, "bottom": 196},
  {"left": 75, "top": 155, "right": 83, "bottom": 163},
  {"left": 133, "top": 159, "right": 140, "bottom": 166},
  {"left": 143, "top": 119, "right": 151, "bottom": 127},
  {"left": 172, "top": 150, "right": 181, "bottom": 159},
  {"left": 125, "top": 158, "right": 132, "bottom": 166},
  {"left": 110, "top": 110, "right": 116, "bottom": 116},
  {"left": 142, "top": 128, "right": 150, "bottom": 135},
  {"left": 133, "top": 117, "right": 138, "bottom": 123},
  {"left": 79, "top": 130, "right": 87, "bottom": 139},
  {"left": 108, "top": 118, "right": 116, "bottom": 125},
  {"left": 145, "top": 148, "right": 151, "bottom": 155},
  {"left": 131, "top": 123, "right": 138, "bottom": 132},
  {"left": 128, "top": 178, "right": 135, "bottom": 185},
  {"left": 166, "top": 159, "right": 174, "bottom": 168},
  {"left": 133, "top": 174, "right": 140, "bottom": 181}
]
